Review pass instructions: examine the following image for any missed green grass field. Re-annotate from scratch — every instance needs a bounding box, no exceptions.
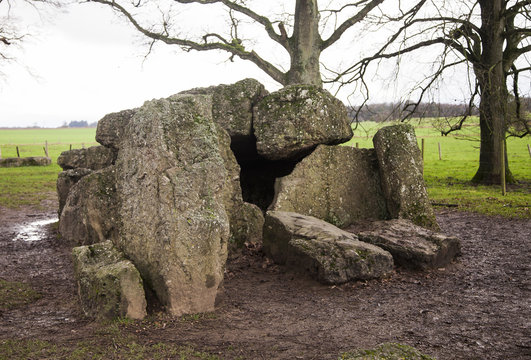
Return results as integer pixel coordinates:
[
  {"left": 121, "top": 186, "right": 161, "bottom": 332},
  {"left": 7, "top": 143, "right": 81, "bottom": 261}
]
[
  {"left": 0, "top": 123, "right": 529, "bottom": 217},
  {"left": 0, "top": 128, "right": 98, "bottom": 208}
]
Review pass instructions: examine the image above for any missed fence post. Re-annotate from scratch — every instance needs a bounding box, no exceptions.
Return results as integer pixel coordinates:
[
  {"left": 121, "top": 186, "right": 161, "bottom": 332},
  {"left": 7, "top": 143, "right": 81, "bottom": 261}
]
[
  {"left": 82, "top": 143, "right": 85, "bottom": 149},
  {"left": 45, "top": 141, "right": 49, "bottom": 157},
  {"left": 501, "top": 141, "right": 506, "bottom": 196},
  {"left": 528, "top": 144, "right": 531, "bottom": 158},
  {"left": 356, "top": 142, "right": 359, "bottom": 149},
  {"left": 438, "top": 142, "right": 442, "bottom": 160},
  {"left": 16, "top": 146, "right": 20, "bottom": 158},
  {"left": 69, "top": 144, "right": 72, "bottom": 151},
  {"left": 421, "top": 138, "right": 425, "bottom": 160}
]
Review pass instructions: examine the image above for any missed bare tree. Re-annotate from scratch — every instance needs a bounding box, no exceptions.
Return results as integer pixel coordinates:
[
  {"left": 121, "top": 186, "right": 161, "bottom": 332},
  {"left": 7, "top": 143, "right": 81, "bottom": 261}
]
[
  {"left": 335, "top": 0, "right": 531, "bottom": 185},
  {"left": 86, "top": 0, "right": 434, "bottom": 88},
  {"left": 1, "top": 0, "right": 61, "bottom": 78}
]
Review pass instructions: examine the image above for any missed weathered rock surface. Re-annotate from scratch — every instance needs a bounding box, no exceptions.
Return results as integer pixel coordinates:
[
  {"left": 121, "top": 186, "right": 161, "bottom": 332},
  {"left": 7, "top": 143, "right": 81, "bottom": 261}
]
[
  {"left": 263, "top": 211, "right": 394, "bottom": 284},
  {"left": 57, "top": 168, "right": 93, "bottom": 216},
  {"left": 95, "top": 109, "right": 136, "bottom": 149},
  {"left": 0, "top": 157, "right": 51, "bottom": 167},
  {"left": 217, "top": 125, "right": 264, "bottom": 247},
  {"left": 270, "top": 145, "right": 388, "bottom": 228},
  {"left": 181, "top": 78, "right": 268, "bottom": 140},
  {"left": 112, "top": 94, "right": 230, "bottom": 316},
  {"left": 72, "top": 240, "right": 147, "bottom": 320},
  {"left": 357, "top": 219, "right": 461, "bottom": 270},
  {"left": 57, "top": 146, "right": 116, "bottom": 171},
  {"left": 373, "top": 124, "right": 439, "bottom": 230},
  {"left": 59, "top": 168, "right": 118, "bottom": 246},
  {"left": 254, "top": 85, "right": 353, "bottom": 160}
]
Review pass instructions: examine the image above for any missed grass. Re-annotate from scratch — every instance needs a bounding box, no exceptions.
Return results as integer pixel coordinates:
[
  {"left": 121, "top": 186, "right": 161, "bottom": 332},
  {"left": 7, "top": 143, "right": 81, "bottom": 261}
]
[
  {"left": 0, "top": 279, "right": 42, "bottom": 311},
  {"left": 0, "top": 128, "right": 98, "bottom": 209},
  {"left": 0, "top": 123, "right": 529, "bottom": 216},
  {"left": 339, "top": 342, "right": 435, "bottom": 360}
]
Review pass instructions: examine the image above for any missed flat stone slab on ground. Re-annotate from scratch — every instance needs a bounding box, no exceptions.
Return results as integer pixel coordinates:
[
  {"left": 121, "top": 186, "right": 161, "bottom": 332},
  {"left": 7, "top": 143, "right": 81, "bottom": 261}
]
[
  {"left": 357, "top": 219, "right": 461, "bottom": 270},
  {"left": 0, "top": 157, "right": 51, "bottom": 167},
  {"left": 263, "top": 211, "right": 394, "bottom": 284}
]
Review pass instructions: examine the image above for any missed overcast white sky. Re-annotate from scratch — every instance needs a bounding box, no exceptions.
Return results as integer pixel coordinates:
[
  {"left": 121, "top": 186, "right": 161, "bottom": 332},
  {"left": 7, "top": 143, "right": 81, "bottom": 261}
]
[{"left": 0, "top": 2, "right": 282, "bottom": 128}]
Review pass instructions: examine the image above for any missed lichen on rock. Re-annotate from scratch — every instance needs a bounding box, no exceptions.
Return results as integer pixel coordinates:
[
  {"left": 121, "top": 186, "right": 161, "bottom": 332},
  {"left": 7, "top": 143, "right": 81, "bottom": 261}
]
[
  {"left": 254, "top": 85, "right": 353, "bottom": 161},
  {"left": 72, "top": 240, "right": 147, "bottom": 320},
  {"left": 373, "top": 124, "right": 439, "bottom": 230},
  {"left": 263, "top": 211, "right": 394, "bottom": 284}
]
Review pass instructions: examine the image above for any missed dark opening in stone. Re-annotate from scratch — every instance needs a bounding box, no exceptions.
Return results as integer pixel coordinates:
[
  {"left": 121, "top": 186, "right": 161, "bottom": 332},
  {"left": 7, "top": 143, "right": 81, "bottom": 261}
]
[{"left": 230, "top": 135, "right": 299, "bottom": 212}]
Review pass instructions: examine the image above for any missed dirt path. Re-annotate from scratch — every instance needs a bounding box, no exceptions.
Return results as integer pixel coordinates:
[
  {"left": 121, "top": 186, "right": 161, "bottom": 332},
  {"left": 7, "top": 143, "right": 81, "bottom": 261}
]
[{"left": 1, "top": 205, "right": 530, "bottom": 359}]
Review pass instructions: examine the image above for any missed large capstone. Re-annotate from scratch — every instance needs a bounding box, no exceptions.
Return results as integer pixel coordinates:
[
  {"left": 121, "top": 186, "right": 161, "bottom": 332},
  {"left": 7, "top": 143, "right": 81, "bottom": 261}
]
[
  {"left": 72, "top": 240, "right": 147, "bottom": 320},
  {"left": 57, "top": 146, "right": 117, "bottom": 171},
  {"left": 263, "top": 211, "right": 394, "bottom": 284},
  {"left": 56, "top": 168, "right": 93, "bottom": 216},
  {"left": 373, "top": 124, "right": 439, "bottom": 230},
  {"left": 112, "top": 94, "right": 230, "bottom": 316},
  {"left": 270, "top": 145, "right": 388, "bottom": 228},
  {"left": 357, "top": 219, "right": 461, "bottom": 269},
  {"left": 254, "top": 85, "right": 353, "bottom": 160},
  {"left": 59, "top": 168, "right": 118, "bottom": 246}
]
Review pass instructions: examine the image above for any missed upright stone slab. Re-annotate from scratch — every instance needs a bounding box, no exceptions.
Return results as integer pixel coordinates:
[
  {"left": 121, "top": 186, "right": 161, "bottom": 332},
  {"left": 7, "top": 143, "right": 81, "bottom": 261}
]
[
  {"left": 59, "top": 168, "right": 118, "bottom": 246},
  {"left": 181, "top": 78, "right": 268, "bottom": 140},
  {"left": 72, "top": 240, "right": 147, "bottom": 320},
  {"left": 263, "top": 211, "right": 394, "bottom": 284},
  {"left": 270, "top": 145, "right": 388, "bottom": 228},
  {"left": 57, "top": 146, "right": 116, "bottom": 171},
  {"left": 373, "top": 124, "right": 439, "bottom": 230},
  {"left": 254, "top": 85, "right": 353, "bottom": 160},
  {"left": 113, "top": 94, "right": 230, "bottom": 316}
]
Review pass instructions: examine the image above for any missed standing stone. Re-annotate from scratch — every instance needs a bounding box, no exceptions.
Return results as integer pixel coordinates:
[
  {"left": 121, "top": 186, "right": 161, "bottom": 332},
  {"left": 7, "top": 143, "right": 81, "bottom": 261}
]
[
  {"left": 113, "top": 94, "right": 230, "bottom": 316},
  {"left": 263, "top": 211, "right": 394, "bottom": 284},
  {"left": 57, "top": 168, "right": 93, "bottom": 216},
  {"left": 270, "top": 145, "right": 388, "bottom": 228},
  {"left": 57, "top": 146, "right": 117, "bottom": 171},
  {"left": 181, "top": 78, "right": 268, "bottom": 140},
  {"left": 358, "top": 219, "right": 461, "bottom": 269},
  {"left": 59, "top": 168, "right": 118, "bottom": 246},
  {"left": 72, "top": 240, "right": 147, "bottom": 320},
  {"left": 373, "top": 124, "right": 439, "bottom": 230},
  {"left": 254, "top": 85, "right": 353, "bottom": 160}
]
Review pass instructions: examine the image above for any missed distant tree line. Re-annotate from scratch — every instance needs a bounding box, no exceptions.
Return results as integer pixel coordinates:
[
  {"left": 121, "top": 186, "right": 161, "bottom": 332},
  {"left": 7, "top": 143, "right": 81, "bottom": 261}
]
[
  {"left": 60, "top": 120, "right": 98, "bottom": 128},
  {"left": 348, "top": 98, "right": 530, "bottom": 123}
]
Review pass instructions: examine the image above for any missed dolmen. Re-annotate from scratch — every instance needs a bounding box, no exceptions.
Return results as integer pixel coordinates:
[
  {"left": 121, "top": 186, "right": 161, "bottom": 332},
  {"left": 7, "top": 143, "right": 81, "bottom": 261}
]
[{"left": 56, "top": 79, "right": 460, "bottom": 320}]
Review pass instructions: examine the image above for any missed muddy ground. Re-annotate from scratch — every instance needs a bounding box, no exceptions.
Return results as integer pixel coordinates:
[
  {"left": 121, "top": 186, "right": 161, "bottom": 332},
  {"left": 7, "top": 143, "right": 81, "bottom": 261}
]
[{"left": 0, "top": 202, "right": 530, "bottom": 360}]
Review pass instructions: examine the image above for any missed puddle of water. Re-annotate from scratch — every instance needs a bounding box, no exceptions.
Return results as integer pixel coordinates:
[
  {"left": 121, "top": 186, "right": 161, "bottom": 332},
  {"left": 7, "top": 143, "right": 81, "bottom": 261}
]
[{"left": 14, "top": 218, "right": 58, "bottom": 242}]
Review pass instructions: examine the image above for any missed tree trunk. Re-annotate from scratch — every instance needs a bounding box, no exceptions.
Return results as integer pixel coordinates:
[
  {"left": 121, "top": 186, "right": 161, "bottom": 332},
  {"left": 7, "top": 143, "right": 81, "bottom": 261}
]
[
  {"left": 471, "top": 0, "right": 515, "bottom": 184},
  {"left": 286, "top": 0, "right": 323, "bottom": 86}
]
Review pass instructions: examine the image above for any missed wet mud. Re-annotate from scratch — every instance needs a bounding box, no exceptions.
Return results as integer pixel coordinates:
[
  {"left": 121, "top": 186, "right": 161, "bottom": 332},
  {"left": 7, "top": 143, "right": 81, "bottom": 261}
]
[{"left": 1, "top": 204, "right": 530, "bottom": 359}]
